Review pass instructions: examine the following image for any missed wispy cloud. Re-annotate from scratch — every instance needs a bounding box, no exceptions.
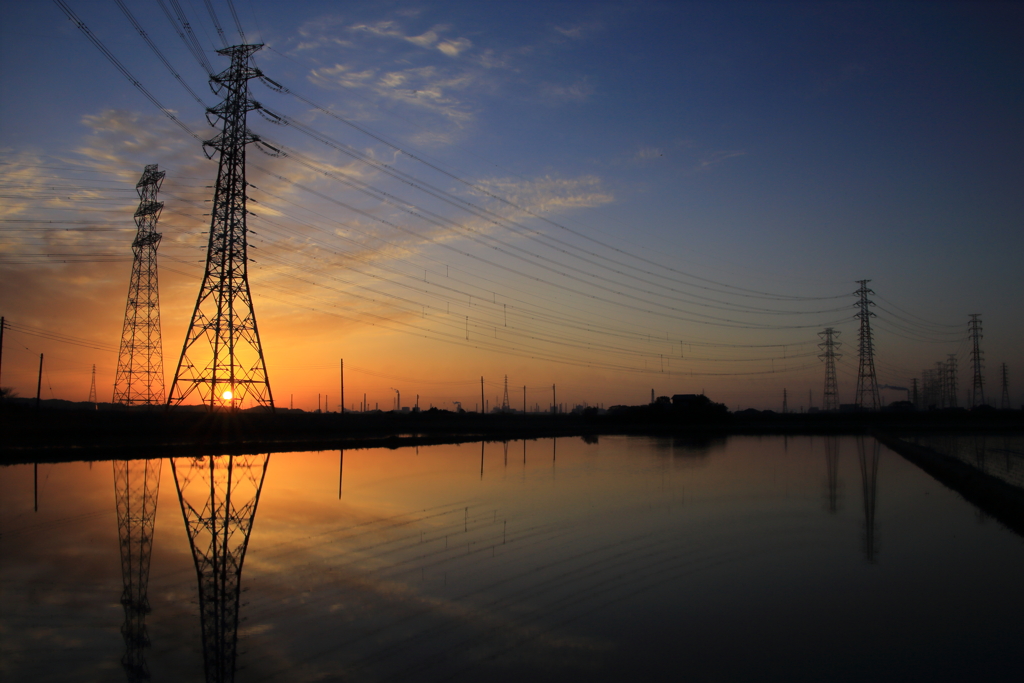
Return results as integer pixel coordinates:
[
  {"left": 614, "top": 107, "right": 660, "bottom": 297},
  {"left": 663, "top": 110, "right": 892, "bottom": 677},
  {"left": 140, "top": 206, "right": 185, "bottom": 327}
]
[
  {"left": 633, "top": 146, "right": 664, "bottom": 162},
  {"left": 309, "top": 63, "right": 477, "bottom": 125},
  {"left": 473, "top": 175, "right": 613, "bottom": 215},
  {"left": 552, "top": 20, "right": 603, "bottom": 41},
  {"left": 349, "top": 21, "right": 474, "bottom": 59},
  {"left": 696, "top": 150, "right": 746, "bottom": 170},
  {"left": 539, "top": 79, "right": 593, "bottom": 104}
]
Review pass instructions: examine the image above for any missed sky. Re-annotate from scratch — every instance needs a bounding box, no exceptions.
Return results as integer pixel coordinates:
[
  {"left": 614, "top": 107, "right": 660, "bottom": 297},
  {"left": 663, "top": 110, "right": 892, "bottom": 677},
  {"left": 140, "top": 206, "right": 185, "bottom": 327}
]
[{"left": 0, "top": 0, "right": 1021, "bottom": 412}]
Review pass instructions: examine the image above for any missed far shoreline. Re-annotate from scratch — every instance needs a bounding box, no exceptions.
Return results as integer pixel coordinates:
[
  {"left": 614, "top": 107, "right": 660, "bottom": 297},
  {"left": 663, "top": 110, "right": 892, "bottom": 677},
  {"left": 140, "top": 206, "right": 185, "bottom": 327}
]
[{"left": 1, "top": 398, "right": 1020, "bottom": 464}]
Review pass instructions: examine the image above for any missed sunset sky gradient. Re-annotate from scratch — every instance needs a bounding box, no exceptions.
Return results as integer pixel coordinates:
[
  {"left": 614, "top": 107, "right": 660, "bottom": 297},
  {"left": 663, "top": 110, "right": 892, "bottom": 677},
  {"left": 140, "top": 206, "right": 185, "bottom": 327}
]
[{"left": 1, "top": 0, "right": 1021, "bottom": 411}]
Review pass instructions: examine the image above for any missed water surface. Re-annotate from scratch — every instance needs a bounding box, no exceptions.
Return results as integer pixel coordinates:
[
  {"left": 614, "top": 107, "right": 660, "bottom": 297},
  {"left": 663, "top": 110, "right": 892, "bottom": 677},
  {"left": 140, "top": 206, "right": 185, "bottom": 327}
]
[{"left": 1, "top": 436, "right": 1021, "bottom": 682}]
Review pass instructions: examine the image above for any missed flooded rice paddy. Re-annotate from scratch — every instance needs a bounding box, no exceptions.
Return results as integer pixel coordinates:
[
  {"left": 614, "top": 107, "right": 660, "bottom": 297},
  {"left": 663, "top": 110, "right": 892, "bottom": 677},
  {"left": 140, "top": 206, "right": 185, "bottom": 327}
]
[{"left": 1, "top": 435, "right": 1022, "bottom": 682}]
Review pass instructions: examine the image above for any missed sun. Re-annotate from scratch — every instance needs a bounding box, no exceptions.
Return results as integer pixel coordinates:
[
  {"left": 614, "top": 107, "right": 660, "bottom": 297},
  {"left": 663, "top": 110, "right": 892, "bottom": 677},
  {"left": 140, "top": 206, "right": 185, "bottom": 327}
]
[{"left": 222, "top": 390, "right": 233, "bottom": 401}]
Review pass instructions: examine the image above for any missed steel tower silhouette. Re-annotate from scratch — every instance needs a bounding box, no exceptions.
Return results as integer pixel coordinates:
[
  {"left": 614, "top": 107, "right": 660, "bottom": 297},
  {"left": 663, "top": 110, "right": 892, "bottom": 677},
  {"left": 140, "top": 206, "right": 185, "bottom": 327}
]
[
  {"left": 968, "top": 314, "right": 984, "bottom": 407},
  {"left": 168, "top": 44, "right": 273, "bottom": 411},
  {"left": 501, "top": 375, "right": 510, "bottom": 412},
  {"left": 854, "top": 280, "right": 881, "bottom": 410},
  {"left": 935, "top": 361, "right": 950, "bottom": 408},
  {"left": 946, "top": 353, "right": 959, "bottom": 408},
  {"left": 88, "top": 364, "right": 98, "bottom": 407},
  {"left": 113, "top": 458, "right": 162, "bottom": 682},
  {"left": 113, "top": 165, "right": 166, "bottom": 406},
  {"left": 172, "top": 454, "right": 269, "bottom": 683},
  {"left": 818, "top": 328, "right": 841, "bottom": 411}
]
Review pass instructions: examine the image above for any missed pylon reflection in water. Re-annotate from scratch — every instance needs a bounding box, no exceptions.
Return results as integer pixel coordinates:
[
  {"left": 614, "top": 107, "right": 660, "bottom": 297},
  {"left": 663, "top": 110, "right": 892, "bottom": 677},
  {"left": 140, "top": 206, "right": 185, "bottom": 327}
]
[
  {"left": 172, "top": 454, "right": 269, "bottom": 683},
  {"left": 113, "top": 458, "right": 162, "bottom": 682},
  {"left": 824, "top": 437, "right": 840, "bottom": 514},
  {"left": 857, "top": 438, "right": 881, "bottom": 563}
]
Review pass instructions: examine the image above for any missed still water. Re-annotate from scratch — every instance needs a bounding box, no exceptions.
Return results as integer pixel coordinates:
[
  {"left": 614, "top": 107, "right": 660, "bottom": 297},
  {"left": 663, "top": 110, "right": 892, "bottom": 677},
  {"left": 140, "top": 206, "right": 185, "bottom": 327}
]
[{"left": 1, "top": 436, "right": 1022, "bottom": 682}]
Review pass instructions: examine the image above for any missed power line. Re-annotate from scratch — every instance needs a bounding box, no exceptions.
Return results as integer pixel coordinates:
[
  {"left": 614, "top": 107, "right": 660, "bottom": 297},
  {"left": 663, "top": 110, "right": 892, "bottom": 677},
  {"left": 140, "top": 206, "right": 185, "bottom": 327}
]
[
  {"left": 258, "top": 74, "right": 847, "bottom": 303},
  {"left": 52, "top": 0, "right": 200, "bottom": 140},
  {"left": 112, "top": 0, "right": 208, "bottom": 106}
]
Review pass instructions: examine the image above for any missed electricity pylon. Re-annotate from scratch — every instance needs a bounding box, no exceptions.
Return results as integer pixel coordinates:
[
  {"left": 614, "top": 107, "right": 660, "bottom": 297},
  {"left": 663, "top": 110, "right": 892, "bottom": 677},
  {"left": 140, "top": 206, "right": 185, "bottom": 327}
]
[
  {"left": 818, "top": 327, "right": 841, "bottom": 411},
  {"left": 88, "top": 364, "right": 98, "bottom": 407},
  {"left": 501, "top": 375, "right": 510, "bottom": 412},
  {"left": 854, "top": 280, "right": 881, "bottom": 410},
  {"left": 172, "top": 454, "right": 269, "bottom": 683},
  {"left": 969, "top": 314, "right": 984, "bottom": 407},
  {"left": 168, "top": 44, "right": 273, "bottom": 411},
  {"left": 946, "top": 354, "right": 958, "bottom": 408},
  {"left": 113, "top": 458, "right": 162, "bottom": 682},
  {"left": 113, "top": 165, "right": 165, "bottom": 406},
  {"left": 936, "top": 361, "right": 949, "bottom": 408}
]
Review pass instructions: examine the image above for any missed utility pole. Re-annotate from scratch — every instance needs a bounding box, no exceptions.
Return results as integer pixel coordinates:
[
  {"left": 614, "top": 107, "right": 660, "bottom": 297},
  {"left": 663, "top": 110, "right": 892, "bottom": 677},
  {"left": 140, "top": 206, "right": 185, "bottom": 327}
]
[
  {"left": 911, "top": 378, "right": 919, "bottom": 408},
  {"left": 782, "top": 388, "right": 788, "bottom": 414},
  {"left": 113, "top": 165, "right": 166, "bottom": 406},
  {"left": 36, "top": 353, "right": 43, "bottom": 410},
  {"left": 999, "top": 363, "right": 1010, "bottom": 410},
  {"left": 168, "top": 44, "right": 273, "bottom": 412},
  {"left": 0, "top": 316, "right": 5, "bottom": 390},
  {"left": 552, "top": 384, "right": 557, "bottom": 414},
  {"left": 523, "top": 385, "right": 526, "bottom": 414},
  {"left": 969, "top": 314, "right": 984, "bottom": 407},
  {"left": 480, "top": 377, "right": 485, "bottom": 414},
  {"left": 854, "top": 280, "right": 880, "bottom": 410},
  {"left": 818, "top": 327, "right": 841, "bottom": 411},
  {"left": 340, "top": 358, "right": 344, "bottom": 415}
]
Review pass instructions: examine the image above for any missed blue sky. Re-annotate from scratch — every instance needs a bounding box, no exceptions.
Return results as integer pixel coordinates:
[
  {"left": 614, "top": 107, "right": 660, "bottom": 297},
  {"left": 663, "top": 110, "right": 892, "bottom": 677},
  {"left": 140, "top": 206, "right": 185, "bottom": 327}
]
[{"left": 1, "top": 1, "right": 1021, "bottom": 410}]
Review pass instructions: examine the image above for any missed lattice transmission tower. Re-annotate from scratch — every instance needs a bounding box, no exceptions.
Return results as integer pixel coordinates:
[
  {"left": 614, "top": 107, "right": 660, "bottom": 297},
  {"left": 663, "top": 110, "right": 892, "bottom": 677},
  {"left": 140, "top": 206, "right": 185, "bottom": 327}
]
[
  {"left": 818, "top": 327, "right": 842, "bottom": 411},
  {"left": 854, "top": 280, "right": 881, "bottom": 410},
  {"left": 113, "top": 165, "right": 166, "bottom": 406},
  {"left": 968, "top": 314, "right": 984, "bottom": 407},
  {"left": 168, "top": 44, "right": 273, "bottom": 411},
  {"left": 88, "top": 364, "right": 97, "bottom": 407},
  {"left": 501, "top": 375, "right": 510, "bottom": 412},
  {"left": 946, "top": 353, "right": 959, "bottom": 408},
  {"left": 935, "top": 361, "right": 950, "bottom": 408},
  {"left": 172, "top": 454, "right": 269, "bottom": 683},
  {"left": 113, "top": 458, "right": 162, "bottom": 682}
]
